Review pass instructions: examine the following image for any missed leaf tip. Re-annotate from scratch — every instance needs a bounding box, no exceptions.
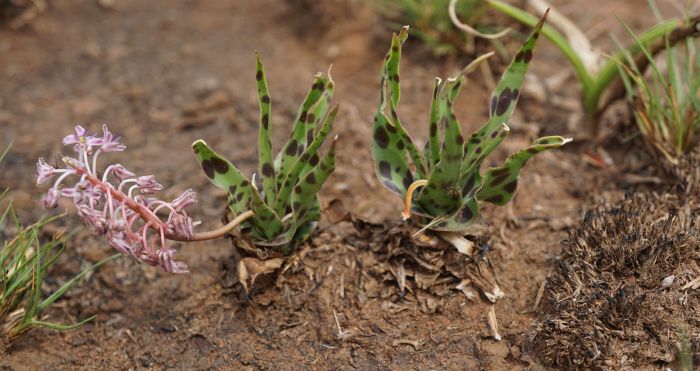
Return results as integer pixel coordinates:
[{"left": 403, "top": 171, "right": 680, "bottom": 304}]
[{"left": 192, "top": 139, "right": 207, "bottom": 147}]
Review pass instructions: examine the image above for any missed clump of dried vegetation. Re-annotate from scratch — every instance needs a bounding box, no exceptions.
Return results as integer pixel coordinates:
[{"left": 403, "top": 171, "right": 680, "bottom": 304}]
[{"left": 532, "top": 192, "right": 700, "bottom": 368}]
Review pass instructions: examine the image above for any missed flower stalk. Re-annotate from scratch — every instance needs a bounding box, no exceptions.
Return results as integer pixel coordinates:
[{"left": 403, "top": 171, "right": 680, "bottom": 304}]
[{"left": 36, "top": 125, "right": 252, "bottom": 273}]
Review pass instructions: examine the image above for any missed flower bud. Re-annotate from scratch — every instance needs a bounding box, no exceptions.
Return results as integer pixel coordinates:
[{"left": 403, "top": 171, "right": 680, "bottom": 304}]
[
  {"left": 172, "top": 189, "right": 197, "bottom": 211},
  {"left": 136, "top": 175, "right": 163, "bottom": 194},
  {"left": 43, "top": 188, "right": 60, "bottom": 209},
  {"left": 110, "top": 164, "right": 135, "bottom": 181}
]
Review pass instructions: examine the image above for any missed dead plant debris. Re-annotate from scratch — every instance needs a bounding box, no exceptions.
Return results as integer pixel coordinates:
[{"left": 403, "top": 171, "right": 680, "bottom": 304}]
[{"left": 532, "top": 192, "right": 700, "bottom": 369}]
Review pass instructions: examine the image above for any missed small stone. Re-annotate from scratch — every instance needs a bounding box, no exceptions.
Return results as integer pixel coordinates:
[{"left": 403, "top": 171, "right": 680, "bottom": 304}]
[{"left": 660, "top": 275, "right": 674, "bottom": 289}]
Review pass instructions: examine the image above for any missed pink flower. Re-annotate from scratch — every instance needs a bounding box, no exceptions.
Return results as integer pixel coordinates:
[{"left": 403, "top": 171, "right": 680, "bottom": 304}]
[
  {"left": 172, "top": 189, "right": 197, "bottom": 211},
  {"left": 36, "top": 158, "right": 57, "bottom": 186},
  {"left": 62, "top": 125, "right": 103, "bottom": 153},
  {"left": 135, "top": 175, "right": 163, "bottom": 194},
  {"left": 107, "top": 231, "right": 132, "bottom": 254},
  {"left": 170, "top": 213, "right": 195, "bottom": 240},
  {"left": 157, "top": 248, "right": 189, "bottom": 274},
  {"left": 109, "top": 164, "right": 135, "bottom": 181},
  {"left": 99, "top": 125, "right": 126, "bottom": 152}
]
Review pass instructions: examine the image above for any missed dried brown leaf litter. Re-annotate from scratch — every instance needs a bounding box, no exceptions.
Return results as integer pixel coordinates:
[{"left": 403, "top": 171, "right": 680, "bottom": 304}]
[{"left": 531, "top": 192, "right": 700, "bottom": 368}]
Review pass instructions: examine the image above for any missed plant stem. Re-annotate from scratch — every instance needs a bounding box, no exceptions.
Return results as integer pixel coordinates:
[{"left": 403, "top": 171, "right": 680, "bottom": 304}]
[
  {"left": 71, "top": 164, "right": 254, "bottom": 243},
  {"left": 170, "top": 210, "right": 254, "bottom": 242}
]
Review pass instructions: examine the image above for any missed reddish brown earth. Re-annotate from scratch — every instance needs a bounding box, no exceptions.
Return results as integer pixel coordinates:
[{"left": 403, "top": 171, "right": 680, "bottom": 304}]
[{"left": 0, "top": 0, "right": 689, "bottom": 369}]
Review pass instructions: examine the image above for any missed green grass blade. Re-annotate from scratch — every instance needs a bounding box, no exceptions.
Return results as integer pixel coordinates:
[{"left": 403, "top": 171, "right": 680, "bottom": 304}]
[
  {"left": 28, "top": 315, "right": 96, "bottom": 331},
  {"left": 38, "top": 253, "right": 120, "bottom": 312}
]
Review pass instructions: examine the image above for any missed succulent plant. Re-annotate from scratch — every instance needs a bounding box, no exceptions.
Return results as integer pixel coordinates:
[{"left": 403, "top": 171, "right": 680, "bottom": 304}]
[
  {"left": 372, "top": 11, "right": 571, "bottom": 232},
  {"left": 193, "top": 54, "right": 337, "bottom": 255}
]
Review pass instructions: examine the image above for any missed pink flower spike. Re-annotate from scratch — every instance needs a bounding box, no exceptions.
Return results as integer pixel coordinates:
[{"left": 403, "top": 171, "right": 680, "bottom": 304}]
[
  {"left": 35, "top": 124, "right": 255, "bottom": 275},
  {"left": 36, "top": 158, "right": 57, "bottom": 186}
]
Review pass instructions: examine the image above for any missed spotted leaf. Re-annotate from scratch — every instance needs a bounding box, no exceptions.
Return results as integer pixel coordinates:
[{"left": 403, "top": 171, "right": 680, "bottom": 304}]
[
  {"left": 372, "top": 111, "right": 414, "bottom": 196},
  {"left": 192, "top": 140, "right": 252, "bottom": 217},
  {"left": 254, "top": 54, "right": 277, "bottom": 204},
  {"left": 416, "top": 77, "right": 466, "bottom": 216},
  {"left": 291, "top": 138, "right": 336, "bottom": 227},
  {"left": 477, "top": 136, "right": 571, "bottom": 205},
  {"left": 380, "top": 26, "right": 409, "bottom": 111},
  {"left": 426, "top": 77, "right": 442, "bottom": 169},
  {"left": 465, "top": 10, "right": 549, "bottom": 162},
  {"left": 274, "top": 72, "right": 334, "bottom": 190},
  {"left": 249, "top": 178, "right": 284, "bottom": 241},
  {"left": 275, "top": 105, "right": 338, "bottom": 214},
  {"left": 426, "top": 197, "right": 479, "bottom": 232},
  {"left": 378, "top": 25, "right": 428, "bottom": 177}
]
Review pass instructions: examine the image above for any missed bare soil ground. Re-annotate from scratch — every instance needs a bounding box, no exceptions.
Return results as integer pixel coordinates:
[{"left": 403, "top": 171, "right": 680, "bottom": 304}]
[{"left": 0, "top": 0, "right": 693, "bottom": 369}]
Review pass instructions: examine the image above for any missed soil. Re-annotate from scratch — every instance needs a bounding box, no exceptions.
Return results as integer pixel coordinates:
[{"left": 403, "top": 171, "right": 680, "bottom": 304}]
[{"left": 0, "top": 0, "right": 694, "bottom": 369}]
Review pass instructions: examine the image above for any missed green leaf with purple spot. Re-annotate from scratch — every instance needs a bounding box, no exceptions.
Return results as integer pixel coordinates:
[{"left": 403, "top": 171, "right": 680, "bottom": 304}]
[
  {"left": 372, "top": 111, "right": 414, "bottom": 197},
  {"left": 464, "top": 10, "right": 548, "bottom": 162},
  {"left": 291, "top": 138, "right": 336, "bottom": 227},
  {"left": 191, "top": 139, "right": 252, "bottom": 218},
  {"left": 477, "top": 136, "right": 571, "bottom": 205},
  {"left": 426, "top": 196, "right": 479, "bottom": 232},
  {"left": 274, "top": 72, "right": 332, "bottom": 185},
  {"left": 426, "top": 77, "right": 442, "bottom": 169},
  {"left": 416, "top": 77, "right": 466, "bottom": 215},
  {"left": 248, "top": 179, "right": 284, "bottom": 241},
  {"left": 254, "top": 54, "right": 277, "bottom": 204},
  {"left": 275, "top": 105, "right": 338, "bottom": 215},
  {"left": 378, "top": 25, "right": 428, "bottom": 178}
]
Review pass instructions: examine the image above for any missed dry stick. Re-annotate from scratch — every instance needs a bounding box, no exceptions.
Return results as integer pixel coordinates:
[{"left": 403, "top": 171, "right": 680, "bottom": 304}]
[{"left": 73, "top": 164, "right": 254, "bottom": 243}]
